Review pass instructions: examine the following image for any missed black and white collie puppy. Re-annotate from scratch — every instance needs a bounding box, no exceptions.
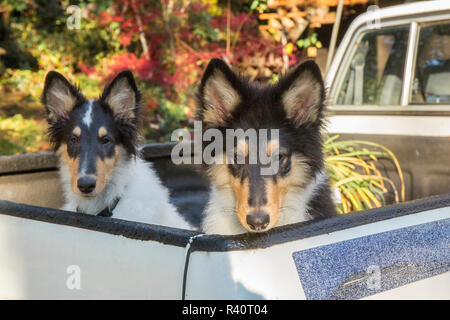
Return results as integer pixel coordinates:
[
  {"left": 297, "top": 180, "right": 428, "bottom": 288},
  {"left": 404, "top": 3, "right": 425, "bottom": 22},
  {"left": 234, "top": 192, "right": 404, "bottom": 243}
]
[
  {"left": 42, "top": 70, "right": 193, "bottom": 229},
  {"left": 196, "top": 59, "right": 336, "bottom": 235}
]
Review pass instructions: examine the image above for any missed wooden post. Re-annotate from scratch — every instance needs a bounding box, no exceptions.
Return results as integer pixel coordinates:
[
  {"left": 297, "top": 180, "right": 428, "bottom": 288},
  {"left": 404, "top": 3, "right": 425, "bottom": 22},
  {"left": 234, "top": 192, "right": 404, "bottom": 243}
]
[
  {"left": 226, "top": 0, "right": 231, "bottom": 60},
  {"left": 281, "top": 27, "right": 289, "bottom": 73}
]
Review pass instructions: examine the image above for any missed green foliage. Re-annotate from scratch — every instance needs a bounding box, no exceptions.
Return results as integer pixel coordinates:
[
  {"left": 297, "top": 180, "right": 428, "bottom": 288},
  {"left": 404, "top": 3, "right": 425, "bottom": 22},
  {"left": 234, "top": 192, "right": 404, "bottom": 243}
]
[
  {"left": 4, "top": 0, "right": 28, "bottom": 12},
  {"left": 6, "top": 1, "right": 118, "bottom": 68},
  {"left": 1, "top": 0, "right": 280, "bottom": 154},
  {"left": 153, "top": 99, "right": 189, "bottom": 142},
  {"left": 0, "top": 69, "right": 46, "bottom": 100},
  {"left": 324, "top": 135, "right": 405, "bottom": 214},
  {"left": 139, "top": 83, "right": 192, "bottom": 143},
  {"left": 0, "top": 114, "right": 49, "bottom": 155},
  {"left": 249, "top": 0, "right": 268, "bottom": 13},
  {"left": 297, "top": 33, "right": 322, "bottom": 49}
]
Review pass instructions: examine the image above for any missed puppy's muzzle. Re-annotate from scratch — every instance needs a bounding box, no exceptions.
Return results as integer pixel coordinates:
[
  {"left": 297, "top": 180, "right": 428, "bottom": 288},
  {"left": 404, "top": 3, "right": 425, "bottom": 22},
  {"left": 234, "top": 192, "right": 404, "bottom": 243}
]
[
  {"left": 77, "top": 176, "right": 96, "bottom": 194},
  {"left": 246, "top": 210, "right": 270, "bottom": 231}
]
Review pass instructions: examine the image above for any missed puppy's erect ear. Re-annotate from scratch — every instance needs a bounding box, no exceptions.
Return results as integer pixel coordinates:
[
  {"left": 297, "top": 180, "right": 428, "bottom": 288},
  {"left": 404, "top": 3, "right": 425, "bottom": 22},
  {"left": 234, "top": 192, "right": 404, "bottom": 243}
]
[
  {"left": 42, "top": 71, "right": 83, "bottom": 121},
  {"left": 100, "top": 70, "right": 141, "bottom": 123},
  {"left": 277, "top": 60, "right": 325, "bottom": 127},
  {"left": 196, "top": 59, "right": 242, "bottom": 126}
]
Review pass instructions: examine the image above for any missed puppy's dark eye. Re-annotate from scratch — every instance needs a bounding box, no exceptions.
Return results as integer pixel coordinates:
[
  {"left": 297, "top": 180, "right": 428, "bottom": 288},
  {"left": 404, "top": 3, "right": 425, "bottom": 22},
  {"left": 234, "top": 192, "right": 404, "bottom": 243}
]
[
  {"left": 274, "top": 152, "right": 286, "bottom": 163},
  {"left": 278, "top": 153, "right": 291, "bottom": 173},
  {"left": 101, "top": 137, "right": 111, "bottom": 145},
  {"left": 70, "top": 136, "right": 79, "bottom": 144}
]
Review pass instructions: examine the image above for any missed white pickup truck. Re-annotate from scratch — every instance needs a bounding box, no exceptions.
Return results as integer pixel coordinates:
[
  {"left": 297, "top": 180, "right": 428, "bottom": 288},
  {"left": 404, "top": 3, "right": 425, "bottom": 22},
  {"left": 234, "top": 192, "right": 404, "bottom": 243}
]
[
  {"left": 0, "top": 0, "right": 448, "bottom": 300},
  {"left": 327, "top": 0, "right": 450, "bottom": 202}
]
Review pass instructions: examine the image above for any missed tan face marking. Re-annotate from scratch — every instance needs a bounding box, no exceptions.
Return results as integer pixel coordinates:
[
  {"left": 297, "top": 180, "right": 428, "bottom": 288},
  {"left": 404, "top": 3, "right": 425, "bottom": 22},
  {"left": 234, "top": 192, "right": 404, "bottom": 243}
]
[
  {"left": 98, "top": 126, "right": 107, "bottom": 138},
  {"left": 60, "top": 144, "right": 121, "bottom": 198},
  {"left": 61, "top": 143, "right": 80, "bottom": 196},
  {"left": 209, "top": 152, "right": 311, "bottom": 232},
  {"left": 231, "top": 176, "right": 251, "bottom": 230},
  {"left": 263, "top": 178, "right": 286, "bottom": 229},
  {"left": 72, "top": 126, "right": 81, "bottom": 137},
  {"left": 231, "top": 177, "right": 285, "bottom": 232},
  {"left": 237, "top": 139, "right": 248, "bottom": 158},
  {"left": 94, "top": 146, "right": 121, "bottom": 195},
  {"left": 266, "top": 139, "right": 279, "bottom": 157}
]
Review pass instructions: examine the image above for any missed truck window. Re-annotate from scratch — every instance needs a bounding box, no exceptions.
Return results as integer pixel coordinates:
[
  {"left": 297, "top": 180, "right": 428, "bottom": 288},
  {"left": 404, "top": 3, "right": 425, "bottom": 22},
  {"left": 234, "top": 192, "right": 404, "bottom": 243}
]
[
  {"left": 411, "top": 22, "right": 450, "bottom": 104},
  {"left": 336, "top": 26, "right": 410, "bottom": 106}
]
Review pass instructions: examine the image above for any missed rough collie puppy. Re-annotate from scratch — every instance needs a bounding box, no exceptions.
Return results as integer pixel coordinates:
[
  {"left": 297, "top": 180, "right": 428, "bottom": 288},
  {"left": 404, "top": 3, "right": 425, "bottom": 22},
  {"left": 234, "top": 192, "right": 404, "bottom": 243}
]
[
  {"left": 42, "top": 70, "right": 193, "bottom": 229},
  {"left": 196, "top": 58, "right": 336, "bottom": 235}
]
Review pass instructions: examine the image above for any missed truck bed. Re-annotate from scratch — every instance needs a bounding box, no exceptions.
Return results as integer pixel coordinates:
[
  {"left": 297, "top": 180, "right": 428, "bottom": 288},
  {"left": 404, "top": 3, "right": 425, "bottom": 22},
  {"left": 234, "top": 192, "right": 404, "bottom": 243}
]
[{"left": 0, "top": 139, "right": 449, "bottom": 299}]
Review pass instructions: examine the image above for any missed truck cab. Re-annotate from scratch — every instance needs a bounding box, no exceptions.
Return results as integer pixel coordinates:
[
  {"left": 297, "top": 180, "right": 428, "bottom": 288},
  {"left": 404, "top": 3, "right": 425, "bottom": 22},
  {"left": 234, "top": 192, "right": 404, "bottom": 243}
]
[{"left": 326, "top": 0, "right": 450, "bottom": 201}]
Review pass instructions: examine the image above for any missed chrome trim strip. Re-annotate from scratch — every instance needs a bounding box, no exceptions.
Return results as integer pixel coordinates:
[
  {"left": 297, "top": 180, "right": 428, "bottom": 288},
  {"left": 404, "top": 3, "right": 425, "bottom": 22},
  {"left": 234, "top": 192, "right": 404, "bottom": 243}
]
[{"left": 401, "top": 22, "right": 419, "bottom": 106}]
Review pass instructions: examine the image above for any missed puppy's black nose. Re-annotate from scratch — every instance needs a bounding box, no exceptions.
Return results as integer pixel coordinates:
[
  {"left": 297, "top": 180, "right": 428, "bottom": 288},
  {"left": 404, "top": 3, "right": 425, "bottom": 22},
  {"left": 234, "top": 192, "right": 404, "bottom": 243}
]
[
  {"left": 246, "top": 211, "right": 270, "bottom": 231},
  {"left": 77, "top": 176, "right": 96, "bottom": 194}
]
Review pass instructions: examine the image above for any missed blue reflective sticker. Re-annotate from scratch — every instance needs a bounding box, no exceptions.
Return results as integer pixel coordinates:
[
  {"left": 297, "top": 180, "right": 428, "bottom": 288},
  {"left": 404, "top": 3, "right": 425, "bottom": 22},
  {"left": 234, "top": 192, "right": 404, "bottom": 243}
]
[{"left": 292, "top": 218, "right": 450, "bottom": 300}]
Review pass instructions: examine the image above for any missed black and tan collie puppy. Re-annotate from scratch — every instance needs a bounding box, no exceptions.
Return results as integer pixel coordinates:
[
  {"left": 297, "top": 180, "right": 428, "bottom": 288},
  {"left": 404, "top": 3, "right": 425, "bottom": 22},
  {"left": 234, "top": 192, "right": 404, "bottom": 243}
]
[
  {"left": 42, "top": 70, "right": 193, "bottom": 229},
  {"left": 196, "top": 58, "right": 336, "bottom": 235}
]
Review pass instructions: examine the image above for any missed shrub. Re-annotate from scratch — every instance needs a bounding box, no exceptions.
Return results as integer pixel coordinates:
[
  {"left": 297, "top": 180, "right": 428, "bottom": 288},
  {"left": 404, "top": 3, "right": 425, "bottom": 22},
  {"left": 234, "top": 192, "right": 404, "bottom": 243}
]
[
  {"left": 0, "top": 114, "right": 50, "bottom": 155},
  {"left": 324, "top": 135, "right": 405, "bottom": 214}
]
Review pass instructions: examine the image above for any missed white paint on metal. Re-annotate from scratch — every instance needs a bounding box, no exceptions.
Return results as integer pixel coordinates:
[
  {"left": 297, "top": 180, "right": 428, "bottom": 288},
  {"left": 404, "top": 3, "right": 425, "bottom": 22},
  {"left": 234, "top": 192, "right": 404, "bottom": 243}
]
[
  {"left": 0, "top": 205, "right": 448, "bottom": 299},
  {"left": 364, "top": 272, "right": 450, "bottom": 300},
  {"left": 327, "top": 115, "right": 450, "bottom": 136},
  {"left": 184, "top": 207, "right": 450, "bottom": 299},
  {"left": 0, "top": 215, "right": 186, "bottom": 299}
]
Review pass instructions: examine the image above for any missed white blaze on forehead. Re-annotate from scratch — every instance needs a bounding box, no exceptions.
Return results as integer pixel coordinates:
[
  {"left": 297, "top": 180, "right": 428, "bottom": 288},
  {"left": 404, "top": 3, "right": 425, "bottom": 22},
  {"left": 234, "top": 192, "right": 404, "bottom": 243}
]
[
  {"left": 79, "top": 151, "right": 89, "bottom": 176},
  {"left": 82, "top": 100, "right": 94, "bottom": 127},
  {"left": 79, "top": 101, "right": 93, "bottom": 176}
]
